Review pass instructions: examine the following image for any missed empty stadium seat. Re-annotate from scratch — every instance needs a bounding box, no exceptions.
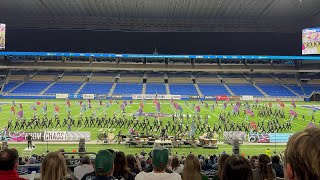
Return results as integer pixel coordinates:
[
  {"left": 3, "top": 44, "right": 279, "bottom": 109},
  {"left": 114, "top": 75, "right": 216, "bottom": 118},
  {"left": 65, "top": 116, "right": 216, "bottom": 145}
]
[
  {"left": 301, "top": 84, "right": 320, "bottom": 95},
  {"left": 2, "top": 81, "right": 21, "bottom": 92},
  {"left": 146, "top": 83, "right": 166, "bottom": 94},
  {"left": 113, "top": 83, "right": 142, "bottom": 95},
  {"left": 228, "top": 84, "right": 263, "bottom": 96},
  {"left": 198, "top": 84, "right": 230, "bottom": 96},
  {"left": 169, "top": 84, "right": 198, "bottom": 95},
  {"left": 79, "top": 82, "right": 113, "bottom": 94},
  {"left": 257, "top": 84, "right": 296, "bottom": 96},
  {"left": 11, "top": 82, "right": 50, "bottom": 94},
  {"left": 45, "top": 82, "right": 82, "bottom": 94},
  {"left": 287, "top": 85, "right": 305, "bottom": 96}
]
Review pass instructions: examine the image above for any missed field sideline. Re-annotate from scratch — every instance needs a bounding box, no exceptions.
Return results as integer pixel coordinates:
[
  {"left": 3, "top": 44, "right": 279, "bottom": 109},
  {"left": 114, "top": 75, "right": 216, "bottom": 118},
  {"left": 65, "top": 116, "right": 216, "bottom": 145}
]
[{"left": 0, "top": 99, "right": 319, "bottom": 155}]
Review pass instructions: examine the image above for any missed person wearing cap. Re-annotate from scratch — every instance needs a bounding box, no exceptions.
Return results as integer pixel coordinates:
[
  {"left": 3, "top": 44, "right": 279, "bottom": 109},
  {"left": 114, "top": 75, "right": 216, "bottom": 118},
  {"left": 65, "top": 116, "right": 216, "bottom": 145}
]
[
  {"left": 135, "top": 146, "right": 181, "bottom": 180},
  {"left": 93, "top": 150, "right": 117, "bottom": 180}
]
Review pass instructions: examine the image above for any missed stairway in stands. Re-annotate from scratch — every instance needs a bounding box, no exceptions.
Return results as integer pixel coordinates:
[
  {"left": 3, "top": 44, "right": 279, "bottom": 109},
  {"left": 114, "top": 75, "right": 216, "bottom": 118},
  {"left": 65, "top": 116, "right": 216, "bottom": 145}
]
[
  {"left": 219, "top": 75, "right": 235, "bottom": 96},
  {"left": 194, "top": 83, "right": 203, "bottom": 97},
  {"left": 108, "top": 82, "right": 117, "bottom": 96},
  {"left": 165, "top": 83, "right": 170, "bottom": 95},
  {"left": 142, "top": 83, "right": 146, "bottom": 95}
]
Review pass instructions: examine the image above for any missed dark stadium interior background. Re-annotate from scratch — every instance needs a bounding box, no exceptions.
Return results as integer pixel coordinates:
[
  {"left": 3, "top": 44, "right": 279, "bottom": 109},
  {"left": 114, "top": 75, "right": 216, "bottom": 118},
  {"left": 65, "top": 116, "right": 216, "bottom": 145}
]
[{"left": 6, "top": 29, "right": 301, "bottom": 55}]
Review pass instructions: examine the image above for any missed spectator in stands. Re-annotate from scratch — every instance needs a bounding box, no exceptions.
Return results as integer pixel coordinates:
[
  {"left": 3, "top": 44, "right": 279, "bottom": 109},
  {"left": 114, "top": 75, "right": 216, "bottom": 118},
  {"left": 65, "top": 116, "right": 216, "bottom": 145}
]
[
  {"left": 39, "top": 151, "right": 74, "bottom": 180},
  {"left": 249, "top": 156, "right": 259, "bottom": 170},
  {"left": 284, "top": 127, "right": 320, "bottom": 180},
  {"left": 135, "top": 146, "right": 181, "bottom": 180},
  {"left": 215, "top": 154, "right": 230, "bottom": 180},
  {"left": 221, "top": 155, "right": 252, "bottom": 180},
  {"left": 252, "top": 154, "right": 276, "bottom": 180},
  {"left": 93, "top": 149, "right": 117, "bottom": 180},
  {"left": 181, "top": 154, "right": 208, "bottom": 180},
  {"left": 171, "top": 156, "right": 183, "bottom": 174},
  {"left": 0, "top": 148, "right": 26, "bottom": 180},
  {"left": 74, "top": 156, "right": 94, "bottom": 180},
  {"left": 126, "top": 154, "right": 142, "bottom": 177},
  {"left": 27, "top": 157, "right": 40, "bottom": 173},
  {"left": 201, "top": 159, "right": 213, "bottom": 171},
  {"left": 271, "top": 155, "right": 283, "bottom": 178},
  {"left": 113, "top": 151, "right": 134, "bottom": 180}
]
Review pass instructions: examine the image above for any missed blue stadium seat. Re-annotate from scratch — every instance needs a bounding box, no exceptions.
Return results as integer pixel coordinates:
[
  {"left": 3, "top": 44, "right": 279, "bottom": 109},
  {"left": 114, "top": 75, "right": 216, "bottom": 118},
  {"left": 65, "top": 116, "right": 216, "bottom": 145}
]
[
  {"left": 45, "top": 82, "right": 82, "bottom": 94},
  {"left": 11, "top": 82, "right": 50, "bottom": 94},
  {"left": 301, "top": 85, "right": 320, "bottom": 95},
  {"left": 169, "top": 84, "right": 198, "bottom": 95},
  {"left": 257, "top": 84, "right": 296, "bottom": 96},
  {"left": 198, "top": 84, "right": 230, "bottom": 96},
  {"left": 228, "top": 84, "right": 263, "bottom": 96},
  {"left": 287, "top": 85, "right": 305, "bottom": 95},
  {"left": 2, "top": 81, "right": 21, "bottom": 92},
  {"left": 79, "top": 82, "right": 113, "bottom": 94},
  {"left": 113, "top": 83, "right": 142, "bottom": 95},
  {"left": 146, "top": 83, "right": 166, "bottom": 94}
]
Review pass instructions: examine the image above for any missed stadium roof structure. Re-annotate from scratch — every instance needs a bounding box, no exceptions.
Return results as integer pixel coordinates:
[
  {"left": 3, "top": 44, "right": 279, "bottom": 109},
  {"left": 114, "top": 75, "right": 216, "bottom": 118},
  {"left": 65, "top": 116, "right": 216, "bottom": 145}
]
[
  {"left": 0, "top": 0, "right": 319, "bottom": 32},
  {"left": 0, "top": 51, "right": 319, "bottom": 60}
]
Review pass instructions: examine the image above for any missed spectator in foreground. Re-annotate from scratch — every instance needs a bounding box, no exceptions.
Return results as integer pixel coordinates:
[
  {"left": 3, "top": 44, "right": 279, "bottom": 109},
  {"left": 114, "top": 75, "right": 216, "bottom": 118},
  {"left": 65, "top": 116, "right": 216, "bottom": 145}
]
[
  {"left": 171, "top": 156, "right": 183, "bottom": 174},
  {"left": 39, "top": 151, "right": 74, "bottom": 180},
  {"left": 93, "top": 150, "right": 116, "bottom": 180},
  {"left": 221, "top": 155, "right": 252, "bottom": 180},
  {"left": 113, "top": 151, "right": 134, "bottom": 180},
  {"left": 0, "top": 148, "right": 26, "bottom": 180},
  {"left": 252, "top": 154, "right": 275, "bottom": 180},
  {"left": 74, "top": 156, "right": 94, "bottom": 180},
  {"left": 271, "top": 155, "right": 283, "bottom": 178},
  {"left": 214, "top": 153, "right": 230, "bottom": 180},
  {"left": 284, "top": 127, "right": 320, "bottom": 180},
  {"left": 181, "top": 154, "right": 208, "bottom": 180},
  {"left": 249, "top": 156, "right": 258, "bottom": 170},
  {"left": 135, "top": 146, "right": 181, "bottom": 180},
  {"left": 126, "top": 154, "right": 141, "bottom": 177}
]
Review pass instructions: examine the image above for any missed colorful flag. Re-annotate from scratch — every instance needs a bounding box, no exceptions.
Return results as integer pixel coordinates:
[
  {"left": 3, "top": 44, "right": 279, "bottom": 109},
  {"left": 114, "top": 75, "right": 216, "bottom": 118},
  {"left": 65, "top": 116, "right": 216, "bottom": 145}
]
[
  {"left": 223, "top": 102, "right": 227, "bottom": 110},
  {"left": 79, "top": 101, "right": 83, "bottom": 105},
  {"left": 66, "top": 99, "right": 71, "bottom": 107},
  {"left": 17, "top": 110, "right": 24, "bottom": 119},
  {"left": 36, "top": 101, "right": 41, "bottom": 105},
  {"left": 250, "top": 121, "right": 258, "bottom": 131},
  {"left": 140, "top": 102, "right": 144, "bottom": 108},
  {"left": 10, "top": 106, "right": 16, "bottom": 115},
  {"left": 130, "top": 100, "right": 133, "bottom": 105},
  {"left": 109, "top": 99, "right": 113, "bottom": 104},
  {"left": 54, "top": 105, "right": 60, "bottom": 113},
  {"left": 120, "top": 104, "right": 125, "bottom": 110},
  {"left": 195, "top": 105, "right": 201, "bottom": 113},
  {"left": 246, "top": 109, "right": 254, "bottom": 117},
  {"left": 290, "top": 110, "right": 297, "bottom": 117},
  {"left": 291, "top": 101, "right": 296, "bottom": 109}
]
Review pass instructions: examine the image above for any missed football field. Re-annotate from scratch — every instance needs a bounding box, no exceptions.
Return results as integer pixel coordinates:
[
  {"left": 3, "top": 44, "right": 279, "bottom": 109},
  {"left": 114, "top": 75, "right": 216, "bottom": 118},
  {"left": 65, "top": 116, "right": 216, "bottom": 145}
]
[{"left": 0, "top": 99, "right": 318, "bottom": 156}]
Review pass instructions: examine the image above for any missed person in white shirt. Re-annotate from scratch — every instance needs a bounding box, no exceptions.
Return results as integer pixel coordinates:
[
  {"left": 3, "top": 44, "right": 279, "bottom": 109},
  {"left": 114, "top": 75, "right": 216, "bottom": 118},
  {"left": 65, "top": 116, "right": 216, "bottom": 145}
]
[
  {"left": 135, "top": 146, "right": 181, "bottom": 180},
  {"left": 74, "top": 156, "right": 94, "bottom": 180}
]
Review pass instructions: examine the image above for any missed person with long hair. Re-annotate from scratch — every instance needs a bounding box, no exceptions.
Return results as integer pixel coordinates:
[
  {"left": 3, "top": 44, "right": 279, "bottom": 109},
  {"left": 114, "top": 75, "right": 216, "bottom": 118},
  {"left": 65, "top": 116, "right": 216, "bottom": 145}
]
[
  {"left": 39, "top": 152, "right": 74, "bottom": 180},
  {"left": 252, "top": 154, "right": 276, "bottom": 180},
  {"left": 181, "top": 154, "right": 208, "bottom": 180},
  {"left": 113, "top": 151, "right": 134, "bottom": 180},
  {"left": 221, "top": 155, "right": 252, "bottom": 180},
  {"left": 126, "top": 154, "right": 141, "bottom": 177},
  {"left": 249, "top": 156, "right": 258, "bottom": 170},
  {"left": 171, "top": 156, "right": 183, "bottom": 174},
  {"left": 216, "top": 154, "right": 230, "bottom": 180}
]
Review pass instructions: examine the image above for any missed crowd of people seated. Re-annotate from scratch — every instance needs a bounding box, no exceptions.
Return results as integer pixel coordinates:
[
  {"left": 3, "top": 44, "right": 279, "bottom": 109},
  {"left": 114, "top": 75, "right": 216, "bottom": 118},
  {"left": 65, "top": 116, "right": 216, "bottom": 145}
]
[{"left": 1, "top": 127, "right": 320, "bottom": 180}]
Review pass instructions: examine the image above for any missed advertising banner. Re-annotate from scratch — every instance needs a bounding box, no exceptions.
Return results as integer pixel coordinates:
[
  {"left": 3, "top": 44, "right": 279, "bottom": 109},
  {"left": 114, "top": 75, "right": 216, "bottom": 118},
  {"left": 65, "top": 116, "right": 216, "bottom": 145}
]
[
  {"left": 82, "top": 94, "right": 95, "bottom": 99},
  {"left": 230, "top": 96, "right": 240, "bottom": 101},
  {"left": 111, "top": 95, "right": 122, "bottom": 99},
  {"left": 241, "top": 95, "right": 254, "bottom": 101},
  {"left": 132, "top": 94, "right": 181, "bottom": 100},
  {"left": 97, "top": 94, "right": 107, "bottom": 99},
  {"left": 189, "top": 95, "right": 200, "bottom": 99},
  {"left": 204, "top": 96, "right": 215, "bottom": 99},
  {"left": 43, "top": 131, "right": 66, "bottom": 141},
  {"left": 56, "top": 94, "right": 69, "bottom": 99},
  {"left": 216, "top": 95, "right": 229, "bottom": 101}
]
